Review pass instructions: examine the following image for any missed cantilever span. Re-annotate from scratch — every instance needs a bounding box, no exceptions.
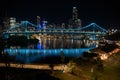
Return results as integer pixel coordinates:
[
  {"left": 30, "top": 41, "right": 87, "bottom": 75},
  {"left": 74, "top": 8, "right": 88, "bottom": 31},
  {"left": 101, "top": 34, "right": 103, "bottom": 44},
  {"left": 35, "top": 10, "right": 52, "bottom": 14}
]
[
  {"left": 6, "top": 21, "right": 38, "bottom": 33},
  {"left": 81, "top": 23, "right": 108, "bottom": 33}
]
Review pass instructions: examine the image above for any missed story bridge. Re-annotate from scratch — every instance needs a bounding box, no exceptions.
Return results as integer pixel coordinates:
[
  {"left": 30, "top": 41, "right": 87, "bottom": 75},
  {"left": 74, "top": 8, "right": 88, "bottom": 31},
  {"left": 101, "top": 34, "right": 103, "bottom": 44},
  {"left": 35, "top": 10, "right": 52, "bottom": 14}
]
[{"left": 3, "top": 21, "right": 108, "bottom": 39}]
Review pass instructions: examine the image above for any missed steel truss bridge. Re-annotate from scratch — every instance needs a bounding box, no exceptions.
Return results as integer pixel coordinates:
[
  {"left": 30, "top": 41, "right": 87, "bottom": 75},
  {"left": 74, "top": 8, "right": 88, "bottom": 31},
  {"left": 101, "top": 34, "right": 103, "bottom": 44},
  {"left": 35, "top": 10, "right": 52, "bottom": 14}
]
[{"left": 3, "top": 21, "right": 108, "bottom": 38}]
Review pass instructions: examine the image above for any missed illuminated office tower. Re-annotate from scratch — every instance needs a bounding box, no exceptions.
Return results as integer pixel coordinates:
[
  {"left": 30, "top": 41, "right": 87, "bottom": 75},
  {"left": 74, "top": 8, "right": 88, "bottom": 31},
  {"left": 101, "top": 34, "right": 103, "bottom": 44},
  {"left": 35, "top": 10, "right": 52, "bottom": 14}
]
[
  {"left": 37, "top": 16, "right": 41, "bottom": 30},
  {"left": 42, "top": 20, "right": 48, "bottom": 29},
  {"left": 73, "top": 7, "right": 78, "bottom": 21},
  {"left": 61, "top": 23, "right": 65, "bottom": 28},
  {"left": 72, "top": 7, "right": 82, "bottom": 28},
  {"left": 72, "top": 7, "right": 78, "bottom": 28},
  {"left": 10, "top": 17, "right": 16, "bottom": 28},
  {"left": 77, "top": 19, "right": 82, "bottom": 28}
]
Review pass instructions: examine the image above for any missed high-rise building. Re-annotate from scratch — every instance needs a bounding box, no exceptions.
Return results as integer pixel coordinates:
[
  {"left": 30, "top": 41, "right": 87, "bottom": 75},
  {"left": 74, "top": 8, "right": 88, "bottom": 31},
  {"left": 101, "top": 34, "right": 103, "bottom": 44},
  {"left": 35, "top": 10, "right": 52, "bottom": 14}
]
[
  {"left": 77, "top": 19, "right": 82, "bottom": 28},
  {"left": 61, "top": 23, "right": 65, "bottom": 28},
  {"left": 72, "top": 7, "right": 82, "bottom": 28},
  {"left": 42, "top": 20, "right": 48, "bottom": 29},
  {"left": 10, "top": 17, "right": 16, "bottom": 28},
  {"left": 72, "top": 7, "right": 78, "bottom": 28},
  {"left": 37, "top": 16, "right": 41, "bottom": 30},
  {"left": 72, "top": 7, "right": 78, "bottom": 20}
]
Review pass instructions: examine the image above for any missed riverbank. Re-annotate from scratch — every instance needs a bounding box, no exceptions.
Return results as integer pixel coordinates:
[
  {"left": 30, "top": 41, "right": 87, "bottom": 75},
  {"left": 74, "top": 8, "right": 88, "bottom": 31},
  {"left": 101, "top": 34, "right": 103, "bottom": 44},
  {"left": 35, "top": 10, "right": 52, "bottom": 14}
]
[{"left": 63, "top": 43, "right": 120, "bottom": 80}]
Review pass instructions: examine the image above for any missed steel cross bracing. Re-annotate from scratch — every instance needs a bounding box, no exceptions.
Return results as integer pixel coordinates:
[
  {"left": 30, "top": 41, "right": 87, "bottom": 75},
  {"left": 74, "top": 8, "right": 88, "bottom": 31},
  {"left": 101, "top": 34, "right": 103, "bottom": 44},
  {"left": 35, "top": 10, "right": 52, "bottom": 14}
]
[{"left": 4, "top": 21, "right": 108, "bottom": 35}]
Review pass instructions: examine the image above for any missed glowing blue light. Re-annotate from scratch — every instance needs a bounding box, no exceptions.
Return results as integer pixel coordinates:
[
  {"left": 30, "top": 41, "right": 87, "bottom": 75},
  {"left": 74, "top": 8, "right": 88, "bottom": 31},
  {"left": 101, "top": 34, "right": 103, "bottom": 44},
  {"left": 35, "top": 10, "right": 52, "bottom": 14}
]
[
  {"left": 37, "top": 43, "right": 43, "bottom": 49},
  {"left": 4, "top": 48, "right": 94, "bottom": 63}
]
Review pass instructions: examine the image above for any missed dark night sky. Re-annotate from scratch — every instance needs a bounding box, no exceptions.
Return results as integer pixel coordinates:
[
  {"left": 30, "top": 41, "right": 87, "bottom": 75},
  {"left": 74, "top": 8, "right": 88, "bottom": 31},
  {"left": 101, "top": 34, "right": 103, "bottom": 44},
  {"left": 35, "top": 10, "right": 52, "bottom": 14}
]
[{"left": 0, "top": 0, "right": 120, "bottom": 29}]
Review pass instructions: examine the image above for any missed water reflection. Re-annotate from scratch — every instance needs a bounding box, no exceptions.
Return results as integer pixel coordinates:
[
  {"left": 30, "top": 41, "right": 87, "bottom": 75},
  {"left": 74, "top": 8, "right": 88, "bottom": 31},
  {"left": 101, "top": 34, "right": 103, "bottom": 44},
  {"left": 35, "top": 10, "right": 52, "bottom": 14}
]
[{"left": 37, "top": 37, "right": 96, "bottom": 49}]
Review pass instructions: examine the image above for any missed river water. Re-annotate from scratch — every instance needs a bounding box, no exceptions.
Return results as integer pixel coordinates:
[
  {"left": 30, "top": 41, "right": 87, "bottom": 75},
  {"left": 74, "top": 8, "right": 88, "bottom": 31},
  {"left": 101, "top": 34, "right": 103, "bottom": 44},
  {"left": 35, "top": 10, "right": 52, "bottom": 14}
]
[
  {"left": 36, "top": 37, "right": 96, "bottom": 49},
  {"left": 5, "top": 37, "right": 97, "bottom": 63}
]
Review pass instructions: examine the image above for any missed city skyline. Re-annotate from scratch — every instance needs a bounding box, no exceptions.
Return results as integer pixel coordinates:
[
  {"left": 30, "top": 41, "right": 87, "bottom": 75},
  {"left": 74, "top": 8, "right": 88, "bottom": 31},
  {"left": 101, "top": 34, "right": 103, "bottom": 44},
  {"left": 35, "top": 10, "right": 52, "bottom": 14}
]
[{"left": 0, "top": 0, "right": 120, "bottom": 29}]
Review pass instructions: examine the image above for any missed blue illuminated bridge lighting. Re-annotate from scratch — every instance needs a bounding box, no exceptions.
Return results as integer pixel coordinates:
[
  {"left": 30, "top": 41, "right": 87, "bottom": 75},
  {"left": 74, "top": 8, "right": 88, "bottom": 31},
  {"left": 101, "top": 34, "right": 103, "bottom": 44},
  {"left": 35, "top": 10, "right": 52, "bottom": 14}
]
[{"left": 4, "top": 48, "right": 94, "bottom": 63}]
